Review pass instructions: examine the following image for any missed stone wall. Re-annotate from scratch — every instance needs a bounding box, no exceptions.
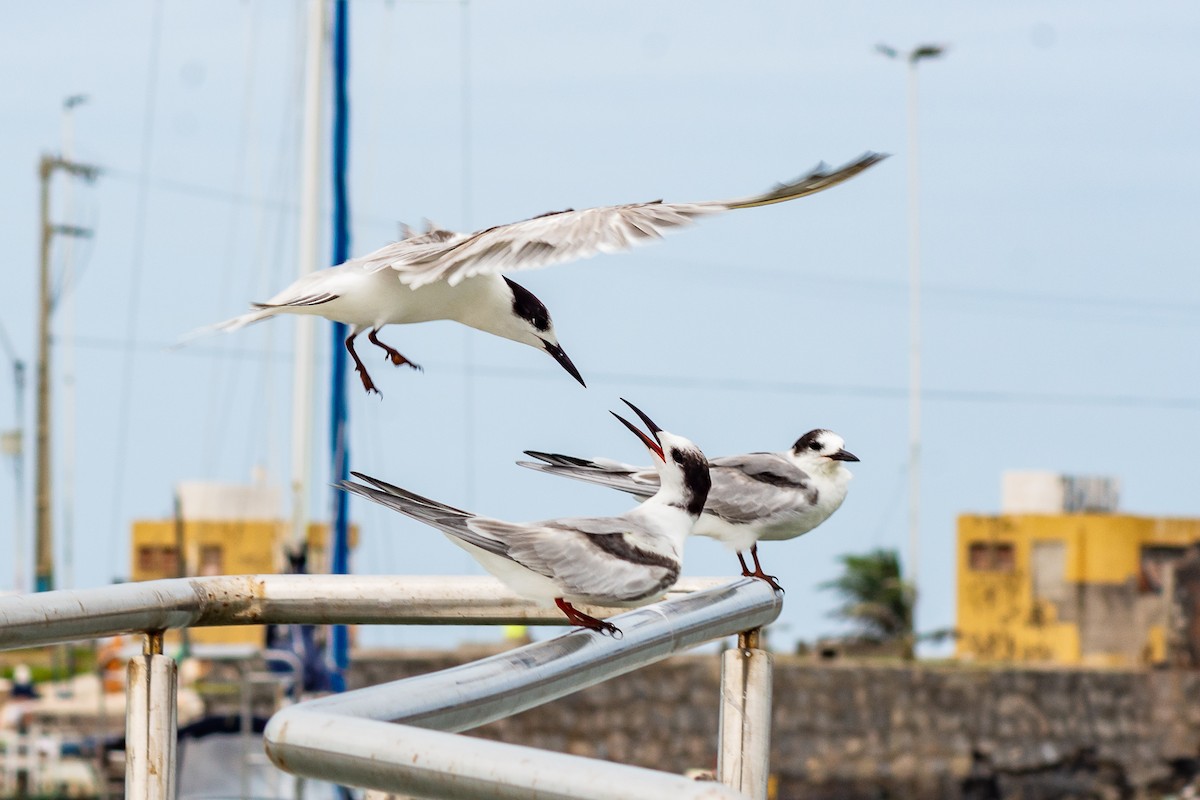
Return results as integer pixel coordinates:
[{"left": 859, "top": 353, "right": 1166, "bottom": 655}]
[{"left": 350, "top": 651, "right": 1200, "bottom": 799}]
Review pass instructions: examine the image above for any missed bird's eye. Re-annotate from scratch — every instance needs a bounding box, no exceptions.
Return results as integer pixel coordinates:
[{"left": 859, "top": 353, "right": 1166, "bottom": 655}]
[
  {"left": 809, "top": 441, "right": 822, "bottom": 451},
  {"left": 672, "top": 449, "right": 685, "bottom": 464}
]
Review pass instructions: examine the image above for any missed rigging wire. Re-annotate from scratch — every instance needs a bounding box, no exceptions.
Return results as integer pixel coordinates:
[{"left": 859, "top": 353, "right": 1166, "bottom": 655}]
[
  {"left": 107, "top": 0, "right": 164, "bottom": 582},
  {"left": 460, "top": 0, "right": 477, "bottom": 507},
  {"left": 211, "top": 4, "right": 307, "bottom": 485},
  {"left": 202, "top": 0, "right": 263, "bottom": 474},
  {"left": 65, "top": 335, "right": 1200, "bottom": 412}
]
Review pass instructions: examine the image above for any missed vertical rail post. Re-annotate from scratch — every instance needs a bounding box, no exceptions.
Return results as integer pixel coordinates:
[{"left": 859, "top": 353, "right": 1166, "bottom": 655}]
[
  {"left": 717, "top": 629, "right": 773, "bottom": 800},
  {"left": 125, "top": 633, "right": 176, "bottom": 800},
  {"left": 147, "top": 654, "right": 177, "bottom": 800},
  {"left": 125, "top": 658, "right": 149, "bottom": 800}
]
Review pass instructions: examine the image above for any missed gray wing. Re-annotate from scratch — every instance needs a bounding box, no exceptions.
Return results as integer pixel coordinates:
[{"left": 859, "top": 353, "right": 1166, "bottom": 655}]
[
  {"left": 470, "top": 516, "right": 679, "bottom": 603},
  {"left": 517, "top": 451, "right": 660, "bottom": 500},
  {"left": 352, "top": 153, "right": 886, "bottom": 289},
  {"left": 703, "top": 453, "right": 818, "bottom": 525}
]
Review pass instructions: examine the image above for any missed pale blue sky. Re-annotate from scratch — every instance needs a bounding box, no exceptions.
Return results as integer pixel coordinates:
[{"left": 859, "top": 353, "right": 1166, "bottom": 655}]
[{"left": 2, "top": 1, "right": 1199, "bottom": 651}]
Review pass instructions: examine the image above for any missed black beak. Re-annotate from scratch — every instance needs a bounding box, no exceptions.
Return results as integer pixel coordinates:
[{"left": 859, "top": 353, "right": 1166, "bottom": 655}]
[
  {"left": 543, "top": 340, "right": 586, "bottom": 387},
  {"left": 610, "top": 399, "right": 665, "bottom": 461},
  {"left": 830, "top": 449, "right": 860, "bottom": 462},
  {"left": 620, "top": 398, "right": 663, "bottom": 439}
]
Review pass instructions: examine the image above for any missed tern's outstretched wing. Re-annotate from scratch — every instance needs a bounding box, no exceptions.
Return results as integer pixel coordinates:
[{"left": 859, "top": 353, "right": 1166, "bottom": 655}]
[{"left": 347, "top": 152, "right": 887, "bottom": 289}]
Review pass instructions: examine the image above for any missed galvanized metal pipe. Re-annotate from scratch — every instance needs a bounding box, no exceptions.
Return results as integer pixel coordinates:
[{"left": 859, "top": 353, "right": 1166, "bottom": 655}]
[
  {"left": 147, "top": 654, "right": 177, "bottom": 800},
  {"left": 125, "top": 654, "right": 178, "bottom": 800},
  {"left": 3, "top": 575, "right": 779, "bottom": 800},
  {"left": 717, "top": 639, "right": 774, "bottom": 799},
  {"left": 124, "top": 657, "right": 150, "bottom": 800},
  {"left": 271, "top": 711, "right": 742, "bottom": 800},
  {"left": 0, "top": 575, "right": 726, "bottom": 650},
  {"left": 264, "top": 579, "right": 781, "bottom": 799}
]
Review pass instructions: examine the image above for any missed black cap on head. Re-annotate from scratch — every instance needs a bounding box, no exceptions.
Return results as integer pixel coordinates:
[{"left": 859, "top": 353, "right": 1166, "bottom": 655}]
[{"left": 504, "top": 277, "right": 551, "bottom": 333}]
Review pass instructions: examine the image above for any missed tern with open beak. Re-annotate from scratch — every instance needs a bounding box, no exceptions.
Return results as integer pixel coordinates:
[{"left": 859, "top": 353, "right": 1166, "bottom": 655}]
[
  {"left": 338, "top": 401, "right": 712, "bottom": 636},
  {"left": 519, "top": 429, "right": 858, "bottom": 591}
]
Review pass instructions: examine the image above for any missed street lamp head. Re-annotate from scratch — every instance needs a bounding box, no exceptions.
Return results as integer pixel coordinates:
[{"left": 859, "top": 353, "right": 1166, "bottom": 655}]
[
  {"left": 876, "top": 43, "right": 949, "bottom": 64},
  {"left": 909, "top": 44, "right": 947, "bottom": 63}
]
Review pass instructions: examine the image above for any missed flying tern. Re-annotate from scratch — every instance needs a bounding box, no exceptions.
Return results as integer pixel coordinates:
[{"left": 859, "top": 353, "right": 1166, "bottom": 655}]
[
  {"left": 338, "top": 400, "right": 712, "bottom": 636},
  {"left": 197, "top": 153, "right": 885, "bottom": 395},
  {"left": 519, "top": 429, "right": 858, "bottom": 591}
]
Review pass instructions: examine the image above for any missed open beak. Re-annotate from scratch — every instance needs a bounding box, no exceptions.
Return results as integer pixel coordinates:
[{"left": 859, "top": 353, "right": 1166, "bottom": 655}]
[
  {"left": 543, "top": 340, "right": 586, "bottom": 387},
  {"left": 830, "top": 449, "right": 860, "bottom": 462},
  {"left": 610, "top": 398, "right": 665, "bottom": 461}
]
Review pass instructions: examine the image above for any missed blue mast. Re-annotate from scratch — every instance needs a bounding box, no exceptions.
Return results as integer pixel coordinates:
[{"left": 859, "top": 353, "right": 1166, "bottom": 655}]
[{"left": 328, "top": 0, "right": 351, "bottom": 692}]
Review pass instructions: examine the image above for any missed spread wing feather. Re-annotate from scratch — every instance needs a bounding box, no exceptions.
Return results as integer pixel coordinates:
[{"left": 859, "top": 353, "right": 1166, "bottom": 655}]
[{"left": 343, "top": 153, "right": 886, "bottom": 289}]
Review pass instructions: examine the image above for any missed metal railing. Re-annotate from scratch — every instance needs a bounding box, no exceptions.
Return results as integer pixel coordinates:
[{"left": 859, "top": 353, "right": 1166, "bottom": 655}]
[{"left": 0, "top": 575, "right": 781, "bottom": 800}]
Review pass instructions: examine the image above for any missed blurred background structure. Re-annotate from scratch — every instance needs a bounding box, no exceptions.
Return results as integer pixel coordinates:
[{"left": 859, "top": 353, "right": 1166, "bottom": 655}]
[
  {"left": 3, "top": 3, "right": 1200, "bottom": 798},
  {"left": 2, "top": 0, "right": 1198, "bottom": 653}
]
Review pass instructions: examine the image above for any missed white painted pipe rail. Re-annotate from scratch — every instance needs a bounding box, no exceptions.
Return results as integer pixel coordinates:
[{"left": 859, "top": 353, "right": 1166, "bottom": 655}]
[
  {"left": 264, "top": 578, "right": 781, "bottom": 800},
  {"left": 0, "top": 575, "right": 726, "bottom": 649},
  {"left": 0, "top": 575, "right": 779, "bottom": 800}
]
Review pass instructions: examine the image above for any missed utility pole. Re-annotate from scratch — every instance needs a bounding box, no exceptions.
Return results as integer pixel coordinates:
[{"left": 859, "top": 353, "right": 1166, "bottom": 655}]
[
  {"left": 34, "top": 154, "right": 98, "bottom": 593},
  {"left": 60, "top": 94, "right": 88, "bottom": 592},
  {"left": 875, "top": 42, "right": 946, "bottom": 622}
]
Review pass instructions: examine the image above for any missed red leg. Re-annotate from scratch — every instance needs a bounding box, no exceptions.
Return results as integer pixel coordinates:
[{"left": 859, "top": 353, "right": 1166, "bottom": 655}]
[
  {"left": 737, "top": 551, "right": 752, "bottom": 576},
  {"left": 368, "top": 329, "right": 422, "bottom": 372},
  {"left": 345, "top": 332, "right": 379, "bottom": 395},
  {"left": 746, "top": 544, "right": 784, "bottom": 593},
  {"left": 555, "top": 598, "right": 621, "bottom": 638}
]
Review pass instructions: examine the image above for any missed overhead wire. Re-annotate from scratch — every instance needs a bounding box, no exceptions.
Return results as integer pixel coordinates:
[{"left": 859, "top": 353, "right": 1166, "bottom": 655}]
[
  {"left": 202, "top": 0, "right": 263, "bottom": 475},
  {"left": 67, "top": 335, "right": 1200, "bottom": 412},
  {"left": 242, "top": 2, "right": 309, "bottom": 486},
  {"left": 107, "top": 0, "right": 164, "bottom": 582}
]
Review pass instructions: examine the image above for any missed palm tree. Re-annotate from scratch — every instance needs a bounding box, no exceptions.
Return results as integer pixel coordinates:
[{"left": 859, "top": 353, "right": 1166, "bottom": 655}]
[{"left": 820, "top": 548, "right": 916, "bottom": 656}]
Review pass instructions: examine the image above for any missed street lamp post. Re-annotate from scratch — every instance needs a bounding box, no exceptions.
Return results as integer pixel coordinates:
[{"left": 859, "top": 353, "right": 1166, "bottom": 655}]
[{"left": 876, "top": 42, "right": 946, "bottom": 622}]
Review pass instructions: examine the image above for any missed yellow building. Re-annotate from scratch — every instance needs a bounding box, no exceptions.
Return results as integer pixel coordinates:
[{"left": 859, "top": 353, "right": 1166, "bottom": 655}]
[
  {"left": 957, "top": 472, "right": 1200, "bottom": 667},
  {"left": 130, "top": 480, "right": 356, "bottom": 647}
]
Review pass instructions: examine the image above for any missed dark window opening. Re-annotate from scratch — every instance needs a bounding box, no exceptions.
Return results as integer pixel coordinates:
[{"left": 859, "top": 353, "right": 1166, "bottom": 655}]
[{"left": 969, "top": 541, "right": 1015, "bottom": 572}]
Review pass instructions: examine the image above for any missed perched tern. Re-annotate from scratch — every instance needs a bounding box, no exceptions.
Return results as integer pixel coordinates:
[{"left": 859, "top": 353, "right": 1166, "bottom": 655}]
[
  {"left": 338, "top": 401, "right": 712, "bottom": 636},
  {"left": 197, "top": 153, "right": 885, "bottom": 395},
  {"left": 519, "top": 429, "right": 858, "bottom": 591}
]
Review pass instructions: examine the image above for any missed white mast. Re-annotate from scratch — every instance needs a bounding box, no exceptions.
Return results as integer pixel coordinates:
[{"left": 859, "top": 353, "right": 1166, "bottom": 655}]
[
  {"left": 290, "top": 0, "right": 327, "bottom": 556},
  {"left": 59, "top": 94, "right": 87, "bottom": 591}
]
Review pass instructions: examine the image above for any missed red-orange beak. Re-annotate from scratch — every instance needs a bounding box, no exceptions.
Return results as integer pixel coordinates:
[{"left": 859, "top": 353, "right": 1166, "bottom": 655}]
[{"left": 610, "top": 398, "right": 665, "bottom": 461}]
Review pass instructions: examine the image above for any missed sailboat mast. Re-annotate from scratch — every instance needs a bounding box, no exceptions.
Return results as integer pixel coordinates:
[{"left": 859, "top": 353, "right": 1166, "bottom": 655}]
[
  {"left": 328, "top": 0, "right": 352, "bottom": 686},
  {"left": 290, "top": 0, "right": 327, "bottom": 557}
]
